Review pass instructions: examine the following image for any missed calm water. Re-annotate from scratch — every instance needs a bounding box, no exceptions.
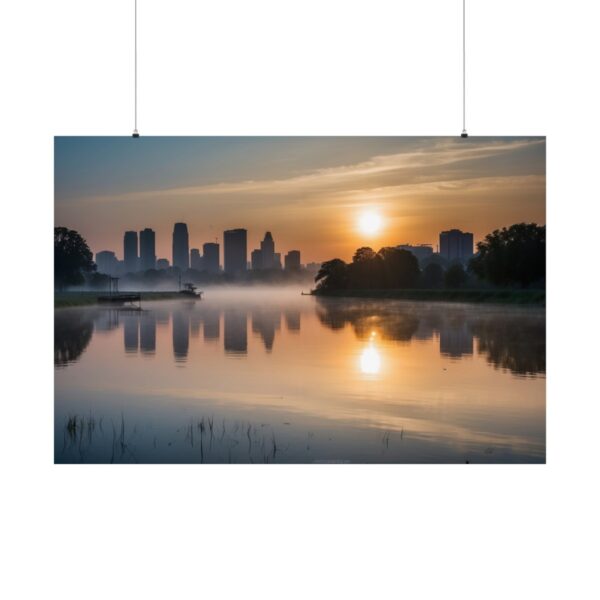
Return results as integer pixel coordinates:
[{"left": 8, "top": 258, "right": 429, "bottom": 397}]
[{"left": 54, "top": 288, "right": 545, "bottom": 463}]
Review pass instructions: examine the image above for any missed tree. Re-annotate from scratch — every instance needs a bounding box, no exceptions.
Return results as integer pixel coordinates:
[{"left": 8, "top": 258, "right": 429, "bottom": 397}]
[
  {"left": 470, "top": 223, "right": 545, "bottom": 287},
  {"left": 348, "top": 247, "right": 383, "bottom": 288},
  {"left": 54, "top": 227, "right": 95, "bottom": 289},
  {"left": 315, "top": 259, "right": 348, "bottom": 290},
  {"left": 377, "top": 247, "right": 420, "bottom": 289},
  {"left": 444, "top": 263, "right": 467, "bottom": 288},
  {"left": 422, "top": 262, "right": 444, "bottom": 288}
]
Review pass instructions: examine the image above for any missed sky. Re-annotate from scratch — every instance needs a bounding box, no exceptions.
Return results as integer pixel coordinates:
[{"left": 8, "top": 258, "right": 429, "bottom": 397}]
[{"left": 54, "top": 136, "right": 545, "bottom": 264}]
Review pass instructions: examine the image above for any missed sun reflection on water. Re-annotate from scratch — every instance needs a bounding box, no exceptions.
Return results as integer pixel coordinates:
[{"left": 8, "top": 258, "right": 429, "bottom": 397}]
[{"left": 360, "top": 332, "right": 381, "bottom": 375}]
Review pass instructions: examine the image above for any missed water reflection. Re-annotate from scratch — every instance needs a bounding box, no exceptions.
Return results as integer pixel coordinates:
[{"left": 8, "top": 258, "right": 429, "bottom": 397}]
[
  {"left": 54, "top": 310, "right": 94, "bottom": 367},
  {"left": 316, "top": 298, "right": 544, "bottom": 376},
  {"left": 54, "top": 296, "right": 544, "bottom": 377}
]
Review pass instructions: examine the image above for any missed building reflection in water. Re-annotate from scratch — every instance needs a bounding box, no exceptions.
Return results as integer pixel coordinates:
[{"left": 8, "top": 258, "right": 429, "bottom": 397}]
[
  {"left": 224, "top": 309, "right": 247, "bottom": 355},
  {"left": 123, "top": 315, "right": 139, "bottom": 354},
  {"left": 252, "top": 308, "right": 281, "bottom": 352},
  {"left": 316, "top": 298, "right": 545, "bottom": 377},
  {"left": 284, "top": 309, "right": 301, "bottom": 333},
  {"left": 203, "top": 307, "right": 220, "bottom": 342},
  {"left": 139, "top": 312, "right": 156, "bottom": 355},
  {"left": 172, "top": 310, "right": 190, "bottom": 363},
  {"left": 57, "top": 298, "right": 544, "bottom": 378}
]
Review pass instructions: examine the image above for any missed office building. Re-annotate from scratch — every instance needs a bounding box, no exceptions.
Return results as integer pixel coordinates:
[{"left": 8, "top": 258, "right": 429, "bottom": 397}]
[
  {"left": 190, "top": 248, "right": 202, "bottom": 270},
  {"left": 139, "top": 228, "right": 156, "bottom": 271},
  {"left": 172, "top": 222, "right": 189, "bottom": 270},
  {"left": 95, "top": 250, "right": 119, "bottom": 276},
  {"left": 251, "top": 248, "right": 263, "bottom": 270},
  {"left": 202, "top": 242, "right": 220, "bottom": 273},
  {"left": 439, "top": 229, "right": 474, "bottom": 262},
  {"left": 284, "top": 250, "right": 301, "bottom": 271},
  {"left": 260, "top": 231, "right": 275, "bottom": 269},
  {"left": 156, "top": 258, "right": 170, "bottom": 270},
  {"left": 123, "top": 231, "right": 138, "bottom": 273},
  {"left": 224, "top": 228, "right": 247, "bottom": 275}
]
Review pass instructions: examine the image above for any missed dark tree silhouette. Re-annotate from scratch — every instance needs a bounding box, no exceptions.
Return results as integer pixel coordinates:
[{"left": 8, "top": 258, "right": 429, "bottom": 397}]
[
  {"left": 54, "top": 227, "right": 95, "bottom": 289},
  {"left": 422, "top": 262, "right": 444, "bottom": 288},
  {"left": 444, "top": 263, "right": 467, "bottom": 288},
  {"left": 315, "top": 259, "right": 348, "bottom": 290},
  {"left": 377, "top": 247, "right": 420, "bottom": 289},
  {"left": 470, "top": 223, "right": 545, "bottom": 287},
  {"left": 348, "top": 247, "right": 383, "bottom": 289}
]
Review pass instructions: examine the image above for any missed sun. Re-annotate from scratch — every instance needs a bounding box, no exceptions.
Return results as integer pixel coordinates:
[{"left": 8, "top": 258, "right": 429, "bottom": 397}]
[{"left": 358, "top": 211, "right": 383, "bottom": 236}]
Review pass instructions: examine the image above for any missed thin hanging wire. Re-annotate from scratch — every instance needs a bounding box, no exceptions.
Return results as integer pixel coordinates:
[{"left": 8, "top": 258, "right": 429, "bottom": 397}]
[
  {"left": 461, "top": 0, "right": 468, "bottom": 137},
  {"left": 132, "top": 0, "right": 139, "bottom": 137}
]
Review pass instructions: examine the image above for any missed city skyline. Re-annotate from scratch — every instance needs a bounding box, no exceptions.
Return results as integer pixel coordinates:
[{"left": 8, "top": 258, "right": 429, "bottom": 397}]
[{"left": 54, "top": 136, "right": 546, "bottom": 263}]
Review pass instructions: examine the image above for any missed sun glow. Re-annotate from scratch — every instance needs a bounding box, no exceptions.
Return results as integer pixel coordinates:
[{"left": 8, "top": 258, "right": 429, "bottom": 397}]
[{"left": 358, "top": 211, "right": 383, "bottom": 236}]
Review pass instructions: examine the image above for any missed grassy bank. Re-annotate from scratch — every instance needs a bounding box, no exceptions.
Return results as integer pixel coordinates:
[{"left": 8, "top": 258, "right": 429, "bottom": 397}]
[
  {"left": 54, "top": 291, "right": 184, "bottom": 308},
  {"left": 312, "top": 288, "right": 545, "bottom": 305}
]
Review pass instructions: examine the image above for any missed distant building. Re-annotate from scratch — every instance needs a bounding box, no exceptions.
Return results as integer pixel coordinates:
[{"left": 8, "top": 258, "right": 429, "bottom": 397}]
[
  {"left": 190, "top": 248, "right": 202, "bottom": 270},
  {"left": 95, "top": 250, "right": 119, "bottom": 276},
  {"left": 274, "top": 253, "right": 282, "bottom": 270},
  {"left": 396, "top": 244, "right": 433, "bottom": 263},
  {"left": 156, "top": 258, "right": 170, "bottom": 270},
  {"left": 172, "top": 223, "right": 189, "bottom": 270},
  {"left": 139, "top": 228, "right": 156, "bottom": 271},
  {"left": 123, "top": 231, "right": 138, "bottom": 273},
  {"left": 202, "top": 242, "right": 220, "bottom": 273},
  {"left": 284, "top": 250, "right": 301, "bottom": 271},
  {"left": 260, "top": 232, "right": 275, "bottom": 269},
  {"left": 439, "top": 229, "right": 474, "bottom": 263},
  {"left": 251, "top": 248, "right": 263, "bottom": 270},
  {"left": 305, "top": 262, "right": 321, "bottom": 274},
  {"left": 224, "top": 229, "right": 247, "bottom": 275}
]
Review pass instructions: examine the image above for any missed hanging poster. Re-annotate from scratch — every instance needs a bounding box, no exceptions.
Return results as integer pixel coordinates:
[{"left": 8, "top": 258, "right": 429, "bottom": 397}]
[{"left": 55, "top": 136, "right": 546, "bottom": 463}]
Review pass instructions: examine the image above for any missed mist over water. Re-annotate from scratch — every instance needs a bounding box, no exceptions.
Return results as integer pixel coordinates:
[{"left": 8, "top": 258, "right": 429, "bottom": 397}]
[{"left": 55, "top": 287, "right": 545, "bottom": 463}]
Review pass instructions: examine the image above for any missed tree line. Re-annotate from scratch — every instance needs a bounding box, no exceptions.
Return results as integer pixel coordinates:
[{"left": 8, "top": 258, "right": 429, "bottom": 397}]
[{"left": 316, "top": 223, "right": 545, "bottom": 291}]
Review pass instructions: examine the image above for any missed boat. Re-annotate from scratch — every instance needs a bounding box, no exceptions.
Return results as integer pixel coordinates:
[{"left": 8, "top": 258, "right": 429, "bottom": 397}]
[{"left": 179, "top": 282, "right": 203, "bottom": 299}]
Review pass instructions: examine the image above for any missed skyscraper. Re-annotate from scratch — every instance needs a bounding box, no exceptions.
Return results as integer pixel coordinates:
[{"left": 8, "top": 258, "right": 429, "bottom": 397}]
[
  {"left": 190, "top": 248, "right": 202, "bottom": 270},
  {"left": 139, "top": 228, "right": 156, "bottom": 271},
  {"left": 172, "top": 223, "right": 189, "bottom": 270},
  {"left": 284, "top": 250, "right": 301, "bottom": 271},
  {"left": 202, "top": 242, "right": 220, "bottom": 273},
  {"left": 251, "top": 249, "right": 262, "bottom": 270},
  {"left": 123, "top": 231, "right": 138, "bottom": 273},
  {"left": 224, "top": 229, "right": 247, "bottom": 275},
  {"left": 439, "top": 229, "right": 474, "bottom": 263},
  {"left": 95, "top": 250, "right": 119, "bottom": 276},
  {"left": 260, "top": 231, "right": 275, "bottom": 269}
]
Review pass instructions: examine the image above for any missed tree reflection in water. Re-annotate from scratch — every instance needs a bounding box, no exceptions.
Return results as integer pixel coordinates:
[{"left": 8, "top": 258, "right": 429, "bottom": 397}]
[
  {"left": 54, "top": 310, "right": 95, "bottom": 367},
  {"left": 315, "top": 298, "right": 545, "bottom": 377}
]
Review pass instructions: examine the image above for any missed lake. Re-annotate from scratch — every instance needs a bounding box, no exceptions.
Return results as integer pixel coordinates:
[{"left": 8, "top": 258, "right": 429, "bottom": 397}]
[{"left": 54, "top": 288, "right": 545, "bottom": 463}]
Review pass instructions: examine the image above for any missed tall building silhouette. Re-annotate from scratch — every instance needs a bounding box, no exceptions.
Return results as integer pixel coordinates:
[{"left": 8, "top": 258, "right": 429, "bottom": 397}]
[
  {"left": 96, "top": 250, "right": 119, "bottom": 276},
  {"left": 224, "top": 229, "right": 247, "bottom": 275},
  {"left": 284, "top": 250, "right": 301, "bottom": 271},
  {"left": 123, "top": 231, "right": 138, "bottom": 273},
  {"left": 439, "top": 229, "right": 473, "bottom": 262},
  {"left": 172, "top": 223, "right": 190, "bottom": 270},
  {"left": 139, "top": 228, "right": 156, "bottom": 271},
  {"left": 190, "top": 248, "right": 202, "bottom": 270},
  {"left": 202, "top": 242, "right": 220, "bottom": 273},
  {"left": 260, "top": 231, "right": 275, "bottom": 269},
  {"left": 251, "top": 249, "right": 263, "bottom": 270}
]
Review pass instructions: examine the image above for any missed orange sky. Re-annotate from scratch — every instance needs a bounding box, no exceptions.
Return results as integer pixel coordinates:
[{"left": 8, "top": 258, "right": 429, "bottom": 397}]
[{"left": 55, "top": 136, "right": 545, "bottom": 263}]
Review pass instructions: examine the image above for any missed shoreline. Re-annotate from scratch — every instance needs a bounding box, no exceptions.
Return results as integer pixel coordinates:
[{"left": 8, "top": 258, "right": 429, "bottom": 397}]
[
  {"left": 54, "top": 291, "right": 185, "bottom": 308},
  {"left": 311, "top": 288, "right": 545, "bottom": 305}
]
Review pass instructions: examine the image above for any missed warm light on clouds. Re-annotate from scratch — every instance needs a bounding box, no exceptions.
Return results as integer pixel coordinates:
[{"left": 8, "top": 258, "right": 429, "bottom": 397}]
[{"left": 55, "top": 137, "right": 546, "bottom": 263}]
